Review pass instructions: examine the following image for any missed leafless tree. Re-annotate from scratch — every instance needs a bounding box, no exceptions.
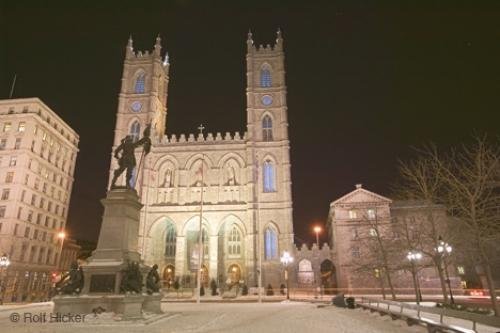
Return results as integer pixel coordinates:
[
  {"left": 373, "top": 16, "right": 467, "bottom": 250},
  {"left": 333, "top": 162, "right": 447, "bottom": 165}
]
[
  {"left": 394, "top": 149, "right": 452, "bottom": 303},
  {"left": 396, "top": 135, "right": 500, "bottom": 315},
  {"left": 350, "top": 209, "right": 397, "bottom": 300}
]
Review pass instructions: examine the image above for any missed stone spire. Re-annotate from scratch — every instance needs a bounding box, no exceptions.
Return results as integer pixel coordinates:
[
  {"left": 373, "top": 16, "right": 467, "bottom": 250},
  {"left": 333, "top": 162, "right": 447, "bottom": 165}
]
[
  {"left": 247, "top": 29, "right": 254, "bottom": 52},
  {"left": 154, "top": 34, "right": 162, "bottom": 57},
  {"left": 163, "top": 52, "right": 170, "bottom": 66},
  {"left": 126, "top": 34, "right": 134, "bottom": 58},
  {"left": 276, "top": 28, "right": 283, "bottom": 50}
]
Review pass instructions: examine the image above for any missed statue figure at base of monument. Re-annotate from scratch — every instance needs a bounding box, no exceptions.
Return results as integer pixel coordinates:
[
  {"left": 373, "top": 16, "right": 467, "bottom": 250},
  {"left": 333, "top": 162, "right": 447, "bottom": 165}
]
[
  {"left": 111, "top": 124, "right": 151, "bottom": 189},
  {"left": 146, "top": 264, "right": 160, "bottom": 294},
  {"left": 120, "top": 261, "right": 143, "bottom": 294},
  {"left": 55, "top": 262, "right": 84, "bottom": 295}
]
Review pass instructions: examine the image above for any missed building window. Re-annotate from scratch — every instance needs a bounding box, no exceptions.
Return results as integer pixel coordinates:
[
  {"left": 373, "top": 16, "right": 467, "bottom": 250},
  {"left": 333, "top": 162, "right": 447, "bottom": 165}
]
[
  {"left": 260, "top": 68, "right": 272, "bottom": 87},
  {"left": 165, "top": 222, "right": 176, "bottom": 258},
  {"left": 27, "top": 210, "right": 33, "bottom": 222},
  {"left": 14, "top": 223, "right": 19, "bottom": 235},
  {"left": 134, "top": 73, "right": 145, "bottom": 93},
  {"left": 9, "top": 156, "right": 17, "bottom": 166},
  {"left": 0, "top": 139, "right": 6, "bottom": 150},
  {"left": 352, "top": 246, "right": 360, "bottom": 258},
  {"left": 3, "top": 122, "right": 11, "bottom": 132},
  {"left": 264, "top": 227, "right": 278, "bottom": 259},
  {"left": 5, "top": 172, "right": 14, "bottom": 183},
  {"left": 457, "top": 266, "right": 465, "bottom": 275},
  {"left": 1, "top": 189, "right": 10, "bottom": 200},
  {"left": 18, "top": 122, "right": 26, "bottom": 132},
  {"left": 351, "top": 227, "right": 359, "bottom": 240},
  {"left": 369, "top": 228, "right": 378, "bottom": 237},
  {"left": 14, "top": 138, "right": 21, "bottom": 149},
  {"left": 0, "top": 206, "right": 5, "bottom": 218},
  {"left": 262, "top": 115, "right": 273, "bottom": 141},
  {"left": 348, "top": 210, "right": 357, "bottom": 219},
  {"left": 31, "top": 194, "right": 37, "bottom": 206},
  {"left": 263, "top": 160, "right": 276, "bottom": 192},
  {"left": 24, "top": 226, "right": 30, "bottom": 238},
  {"left": 367, "top": 208, "right": 376, "bottom": 219},
  {"left": 130, "top": 121, "right": 141, "bottom": 142},
  {"left": 228, "top": 225, "right": 242, "bottom": 257}
]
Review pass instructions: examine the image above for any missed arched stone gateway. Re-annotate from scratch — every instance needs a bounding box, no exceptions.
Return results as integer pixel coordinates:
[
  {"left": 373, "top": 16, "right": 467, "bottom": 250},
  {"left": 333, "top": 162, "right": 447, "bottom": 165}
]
[
  {"left": 320, "top": 260, "right": 337, "bottom": 294},
  {"left": 297, "top": 259, "right": 314, "bottom": 286}
]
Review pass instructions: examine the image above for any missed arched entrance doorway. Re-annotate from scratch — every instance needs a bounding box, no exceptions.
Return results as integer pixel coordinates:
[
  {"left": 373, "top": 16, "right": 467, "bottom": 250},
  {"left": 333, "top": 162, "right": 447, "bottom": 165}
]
[
  {"left": 227, "top": 264, "right": 241, "bottom": 284},
  {"left": 320, "top": 260, "right": 337, "bottom": 294},
  {"left": 297, "top": 259, "right": 314, "bottom": 286},
  {"left": 163, "top": 265, "right": 175, "bottom": 288},
  {"left": 201, "top": 265, "right": 209, "bottom": 287}
]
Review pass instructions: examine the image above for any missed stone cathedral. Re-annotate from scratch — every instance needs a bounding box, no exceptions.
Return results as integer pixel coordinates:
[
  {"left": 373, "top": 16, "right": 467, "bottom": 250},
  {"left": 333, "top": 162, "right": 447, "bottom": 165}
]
[{"left": 108, "top": 31, "right": 294, "bottom": 288}]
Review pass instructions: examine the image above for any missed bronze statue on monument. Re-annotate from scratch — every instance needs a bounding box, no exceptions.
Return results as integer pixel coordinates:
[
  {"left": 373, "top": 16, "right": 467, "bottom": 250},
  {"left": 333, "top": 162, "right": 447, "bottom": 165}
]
[{"left": 111, "top": 124, "right": 152, "bottom": 189}]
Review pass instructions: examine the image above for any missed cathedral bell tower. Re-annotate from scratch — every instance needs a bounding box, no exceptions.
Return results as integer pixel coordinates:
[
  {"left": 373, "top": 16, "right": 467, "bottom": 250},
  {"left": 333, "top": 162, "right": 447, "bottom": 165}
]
[
  {"left": 113, "top": 35, "right": 170, "bottom": 146},
  {"left": 245, "top": 29, "right": 287, "bottom": 142},
  {"left": 109, "top": 35, "right": 170, "bottom": 188}
]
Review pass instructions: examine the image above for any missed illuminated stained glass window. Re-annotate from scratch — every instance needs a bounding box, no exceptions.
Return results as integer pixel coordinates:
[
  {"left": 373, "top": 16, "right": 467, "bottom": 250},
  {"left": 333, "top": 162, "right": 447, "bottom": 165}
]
[
  {"left": 260, "top": 69, "right": 271, "bottom": 87},
  {"left": 262, "top": 115, "right": 273, "bottom": 141},
  {"left": 134, "top": 74, "right": 145, "bottom": 93},
  {"left": 264, "top": 227, "right": 278, "bottom": 259},
  {"left": 228, "top": 226, "right": 241, "bottom": 256},
  {"left": 263, "top": 160, "right": 276, "bottom": 192},
  {"left": 130, "top": 121, "right": 140, "bottom": 142},
  {"left": 165, "top": 222, "right": 176, "bottom": 257}
]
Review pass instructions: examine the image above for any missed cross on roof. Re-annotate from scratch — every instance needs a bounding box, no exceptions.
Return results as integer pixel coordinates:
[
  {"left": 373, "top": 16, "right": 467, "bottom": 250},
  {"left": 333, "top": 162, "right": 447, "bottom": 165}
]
[{"left": 197, "top": 124, "right": 205, "bottom": 135}]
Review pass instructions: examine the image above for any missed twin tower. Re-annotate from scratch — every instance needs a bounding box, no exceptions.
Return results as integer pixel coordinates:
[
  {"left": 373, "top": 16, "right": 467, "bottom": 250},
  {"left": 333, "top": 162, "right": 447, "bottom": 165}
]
[{"left": 108, "top": 30, "right": 293, "bottom": 288}]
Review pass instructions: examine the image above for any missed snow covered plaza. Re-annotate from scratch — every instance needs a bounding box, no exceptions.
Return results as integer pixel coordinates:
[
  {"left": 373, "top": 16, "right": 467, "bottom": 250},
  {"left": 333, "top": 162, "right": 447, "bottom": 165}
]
[{"left": 0, "top": 301, "right": 431, "bottom": 333}]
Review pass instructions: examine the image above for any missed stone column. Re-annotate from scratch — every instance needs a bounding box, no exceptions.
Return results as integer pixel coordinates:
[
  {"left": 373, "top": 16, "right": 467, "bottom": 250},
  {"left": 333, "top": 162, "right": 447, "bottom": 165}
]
[
  {"left": 175, "top": 236, "right": 185, "bottom": 278},
  {"left": 209, "top": 235, "right": 218, "bottom": 281}
]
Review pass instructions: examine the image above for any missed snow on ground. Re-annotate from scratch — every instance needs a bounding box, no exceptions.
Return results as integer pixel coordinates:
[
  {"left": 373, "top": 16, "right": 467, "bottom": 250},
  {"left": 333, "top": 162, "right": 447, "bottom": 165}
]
[{"left": 0, "top": 301, "right": 427, "bottom": 333}]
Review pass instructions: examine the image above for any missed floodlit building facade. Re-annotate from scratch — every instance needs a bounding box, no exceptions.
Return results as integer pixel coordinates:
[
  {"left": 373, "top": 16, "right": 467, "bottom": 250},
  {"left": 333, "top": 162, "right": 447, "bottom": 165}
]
[
  {"left": 108, "top": 31, "right": 294, "bottom": 288},
  {"left": 0, "top": 98, "right": 79, "bottom": 302}
]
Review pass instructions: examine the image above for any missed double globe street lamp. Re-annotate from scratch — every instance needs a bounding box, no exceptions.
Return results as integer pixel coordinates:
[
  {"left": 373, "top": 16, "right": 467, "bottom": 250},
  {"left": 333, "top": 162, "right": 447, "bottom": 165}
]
[
  {"left": 407, "top": 251, "right": 423, "bottom": 304},
  {"left": 437, "top": 236, "right": 455, "bottom": 305},
  {"left": 280, "top": 251, "right": 294, "bottom": 300}
]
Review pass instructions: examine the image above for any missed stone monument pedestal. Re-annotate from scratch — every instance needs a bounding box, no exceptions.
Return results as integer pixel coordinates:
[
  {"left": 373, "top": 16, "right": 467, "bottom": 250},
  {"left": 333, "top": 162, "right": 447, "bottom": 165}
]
[{"left": 53, "top": 188, "right": 163, "bottom": 319}]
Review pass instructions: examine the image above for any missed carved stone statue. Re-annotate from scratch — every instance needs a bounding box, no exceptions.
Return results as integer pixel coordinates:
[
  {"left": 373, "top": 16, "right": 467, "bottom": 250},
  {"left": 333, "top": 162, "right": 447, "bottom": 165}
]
[
  {"left": 111, "top": 124, "right": 152, "bottom": 189},
  {"left": 56, "top": 261, "right": 84, "bottom": 295},
  {"left": 120, "top": 261, "right": 143, "bottom": 293},
  {"left": 146, "top": 264, "right": 161, "bottom": 294}
]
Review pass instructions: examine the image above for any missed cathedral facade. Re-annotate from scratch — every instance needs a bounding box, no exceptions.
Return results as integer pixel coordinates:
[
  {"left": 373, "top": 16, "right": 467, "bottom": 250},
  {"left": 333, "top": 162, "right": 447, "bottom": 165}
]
[{"left": 108, "top": 31, "right": 294, "bottom": 289}]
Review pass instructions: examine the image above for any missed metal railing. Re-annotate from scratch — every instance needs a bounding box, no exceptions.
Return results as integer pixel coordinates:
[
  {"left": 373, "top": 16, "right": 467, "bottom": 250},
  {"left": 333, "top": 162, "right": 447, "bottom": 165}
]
[{"left": 358, "top": 297, "right": 500, "bottom": 332}]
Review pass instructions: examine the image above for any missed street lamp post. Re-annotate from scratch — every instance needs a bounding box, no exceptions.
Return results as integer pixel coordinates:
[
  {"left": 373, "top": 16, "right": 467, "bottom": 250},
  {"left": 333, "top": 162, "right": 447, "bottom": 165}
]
[
  {"left": 407, "top": 251, "right": 423, "bottom": 304},
  {"left": 280, "top": 251, "right": 294, "bottom": 300},
  {"left": 57, "top": 231, "right": 66, "bottom": 275},
  {"left": 0, "top": 253, "right": 11, "bottom": 305},
  {"left": 313, "top": 226, "right": 321, "bottom": 249},
  {"left": 437, "top": 236, "right": 455, "bottom": 305}
]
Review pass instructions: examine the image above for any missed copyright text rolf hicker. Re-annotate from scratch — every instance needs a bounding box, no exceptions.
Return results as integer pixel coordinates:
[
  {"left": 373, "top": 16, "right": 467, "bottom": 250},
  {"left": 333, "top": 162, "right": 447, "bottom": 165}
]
[{"left": 9, "top": 312, "right": 87, "bottom": 323}]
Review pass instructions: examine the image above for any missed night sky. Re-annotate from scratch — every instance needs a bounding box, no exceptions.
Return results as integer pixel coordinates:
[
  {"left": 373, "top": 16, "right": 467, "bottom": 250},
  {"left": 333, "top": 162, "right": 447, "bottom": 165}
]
[{"left": 1, "top": 2, "right": 499, "bottom": 245}]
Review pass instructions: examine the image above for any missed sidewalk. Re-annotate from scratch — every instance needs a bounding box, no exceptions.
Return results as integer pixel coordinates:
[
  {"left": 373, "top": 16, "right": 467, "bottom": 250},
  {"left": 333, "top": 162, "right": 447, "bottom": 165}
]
[{"left": 0, "top": 302, "right": 52, "bottom": 313}]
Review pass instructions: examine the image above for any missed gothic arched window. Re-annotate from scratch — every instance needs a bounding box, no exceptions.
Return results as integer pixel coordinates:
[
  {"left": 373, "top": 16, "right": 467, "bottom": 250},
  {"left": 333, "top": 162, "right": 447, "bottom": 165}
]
[
  {"left": 134, "top": 73, "right": 145, "bottom": 93},
  {"left": 165, "top": 222, "right": 176, "bottom": 258},
  {"left": 228, "top": 225, "right": 242, "bottom": 257},
  {"left": 263, "top": 160, "right": 276, "bottom": 192},
  {"left": 264, "top": 227, "right": 278, "bottom": 260},
  {"left": 260, "top": 68, "right": 272, "bottom": 87},
  {"left": 262, "top": 115, "right": 273, "bottom": 141},
  {"left": 130, "top": 121, "right": 141, "bottom": 142}
]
